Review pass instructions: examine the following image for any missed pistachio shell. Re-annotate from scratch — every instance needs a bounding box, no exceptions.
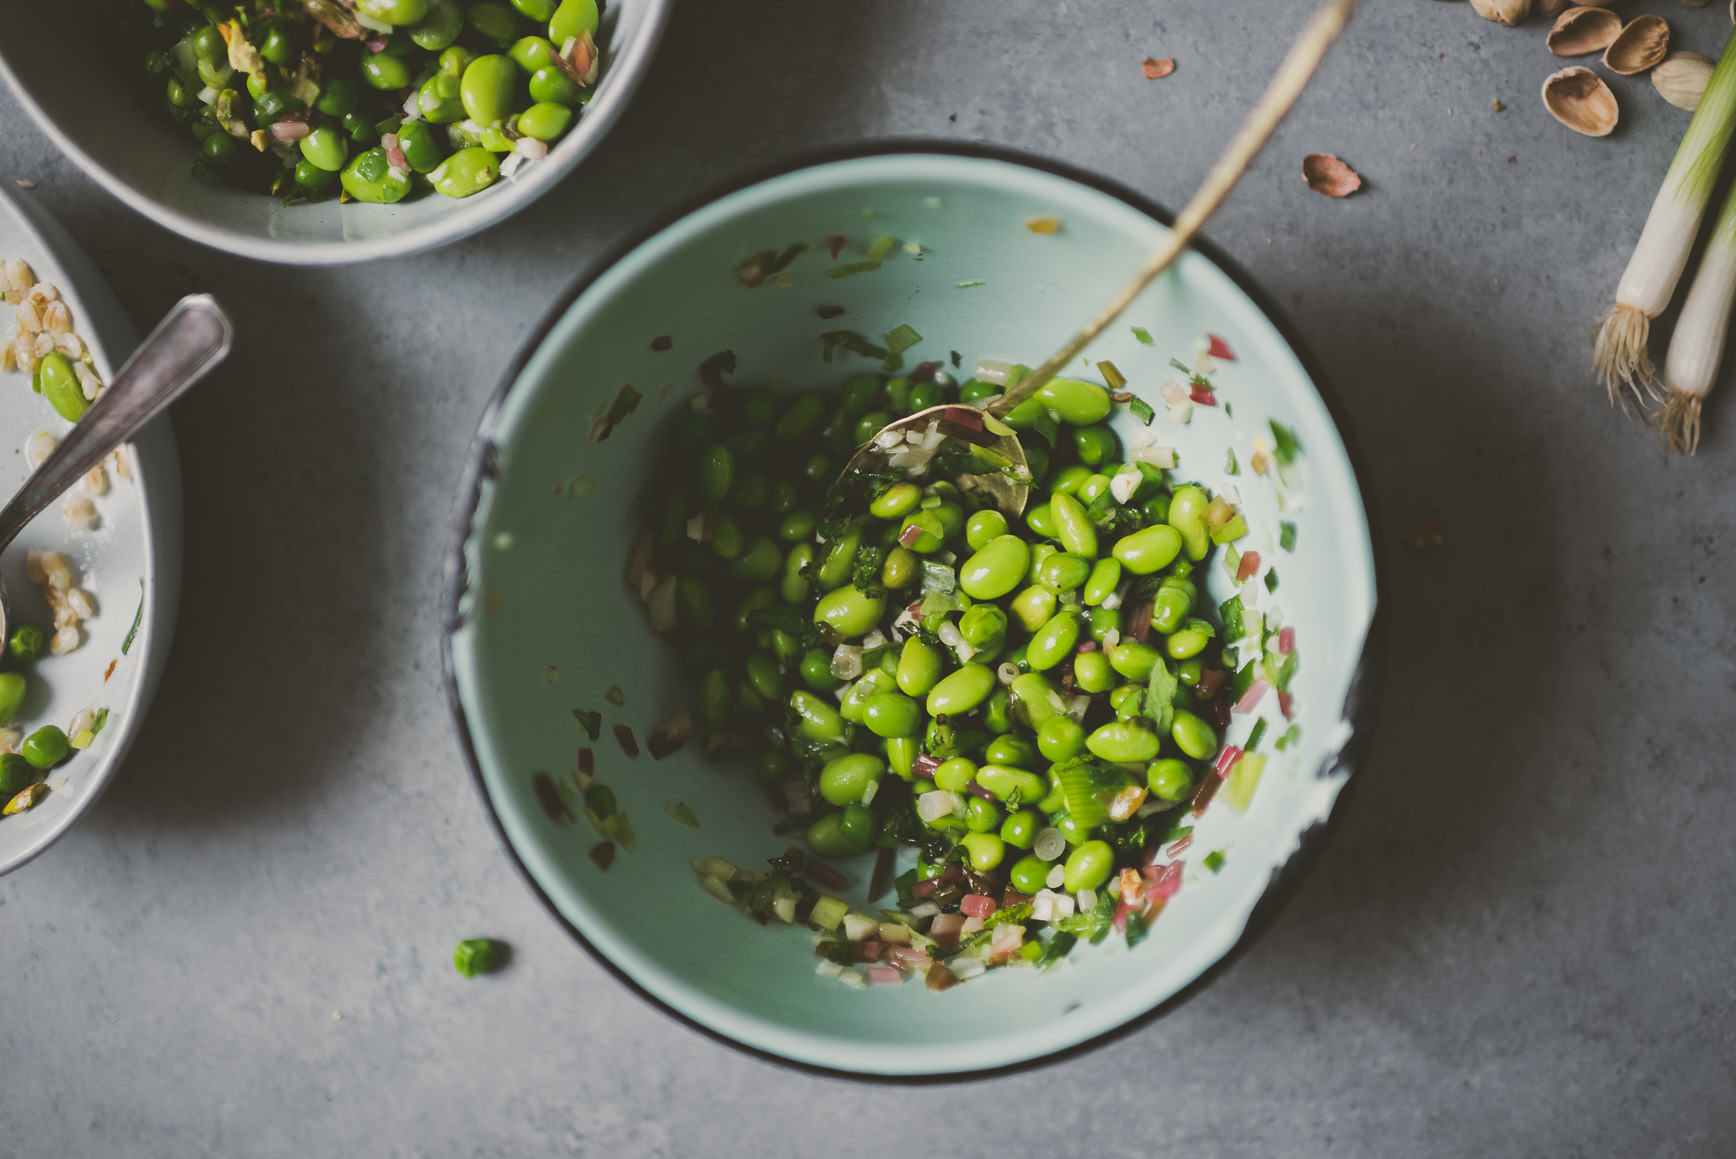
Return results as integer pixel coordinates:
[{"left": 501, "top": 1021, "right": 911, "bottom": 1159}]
[
  {"left": 1547, "top": 7, "right": 1621, "bottom": 56},
  {"left": 1543, "top": 65, "right": 1619, "bottom": 137},
  {"left": 1604, "top": 15, "right": 1670, "bottom": 76},
  {"left": 1470, "top": 0, "right": 1534, "bottom": 25},
  {"left": 1302, "top": 153, "right": 1363, "bottom": 198},
  {"left": 1652, "top": 51, "right": 1714, "bottom": 111},
  {"left": 1539, "top": 0, "right": 1616, "bottom": 12}
]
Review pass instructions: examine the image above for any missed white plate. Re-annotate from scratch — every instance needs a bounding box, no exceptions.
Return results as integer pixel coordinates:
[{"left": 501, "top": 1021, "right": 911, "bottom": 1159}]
[{"left": 0, "top": 183, "right": 182, "bottom": 876}]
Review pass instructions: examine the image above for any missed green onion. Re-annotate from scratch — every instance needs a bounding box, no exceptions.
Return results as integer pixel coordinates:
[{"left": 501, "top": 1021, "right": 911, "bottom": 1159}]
[
  {"left": 828, "top": 260, "right": 880, "bottom": 280},
  {"left": 1128, "top": 395, "right": 1155, "bottom": 425},
  {"left": 1269, "top": 420, "right": 1302, "bottom": 467},
  {"left": 1657, "top": 175, "right": 1736, "bottom": 453},
  {"left": 883, "top": 323, "right": 922, "bottom": 355},
  {"left": 1246, "top": 717, "right": 1268, "bottom": 752},
  {"left": 1595, "top": 28, "right": 1736, "bottom": 405},
  {"left": 1131, "top": 327, "right": 1154, "bottom": 345},
  {"left": 865, "top": 235, "right": 897, "bottom": 261},
  {"left": 122, "top": 579, "right": 145, "bottom": 655}
]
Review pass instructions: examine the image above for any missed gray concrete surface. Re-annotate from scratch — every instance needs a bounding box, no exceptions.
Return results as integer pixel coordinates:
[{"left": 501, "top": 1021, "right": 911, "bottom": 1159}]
[{"left": 4, "top": 1, "right": 1734, "bottom": 1155}]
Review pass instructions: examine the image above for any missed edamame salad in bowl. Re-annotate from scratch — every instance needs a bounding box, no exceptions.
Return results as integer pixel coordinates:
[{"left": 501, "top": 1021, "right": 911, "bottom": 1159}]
[
  {"left": 0, "top": 0, "right": 670, "bottom": 264},
  {"left": 445, "top": 148, "right": 1380, "bottom": 1077}
]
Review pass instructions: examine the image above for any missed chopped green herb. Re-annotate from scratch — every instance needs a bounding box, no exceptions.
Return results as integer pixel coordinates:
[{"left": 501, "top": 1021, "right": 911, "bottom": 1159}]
[
  {"left": 1269, "top": 420, "right": 1302, "bottom": 467},
  {"left": 572, "top": 708, "right": 602, "bottom": 741},
  {"left": 589, "top": 384, "right": 644, "bottom": 442},
  {"left": 1224, "top": 449, "right": 1239, "bottom": 476},
  {"left": 664, "top": 801, "right": 700, "bottom": 828},
  {"left": 92, "top": 708, "right": 109, "bottom": 736},
  {"left": 1245, "top": 717, "right": 1268, "bottom": 752},
  {"left": 1275, "top": 723, "right": 1302, "bottom": 752},
  {"left": 819, "top": 329, "right": 890, "bottom": 362},
  {"left": 1039, "top": 930, "right": 1078, "bottom": 968},
  {"left": 1266, "top": 650, "right": 1300, "bottom": 693},
  {"left": 955, "top": 279, "right": 985, "bottom": 289},
  {"left": 828, "top": 260, "right": 881, "bottom": 280},
  {"left": 1131, "top": 327, "right": 1154, "bottom": 345},
  {"left": 883, "top": 323, "right": 922, "bottom": 355},
  {"left": 1169, "top": 357, "right": 1192, "bottom": 376},
  {"left": 1210, "top": 514, "right": 1248, "bottom": 545},
  {"left": 950, "top": 350, "right": 963, "bottom": 367},
  {"left": 1219, "top": 595, "right": 1246, "bottom": 641},
  {"left": 1224, "top": 402, "right": 1234, "bottom": 418},
  {"left": 122, "top": 579, "right": 145, "bottom": 655},
  {"left": 1203, "top": 850, "right": 1226, "bottom": 873},
  {"left": 1097, "top": 360, "right": 1127, "bottom": 391},
  {"left": 1279, "top": 521, "right": 1298, "bottom": 552},
  {"left": 1143, "top": 657, "right": 1178, "bottom": 735},
  {"left": 1264, "top": 569, "right": 1279, "bottom": 594},
  {"left": 1128, "top": 396, "right": 1155, "bottom": 425},
  {"left": 865, "top": 235, "right": 897, "bottom": 261},
  {"left": 603, "top": 684, "right": 626, "bottom": 708},
  {"left": 1124, "top": 912, "right": 1150, "bottom": 949}
]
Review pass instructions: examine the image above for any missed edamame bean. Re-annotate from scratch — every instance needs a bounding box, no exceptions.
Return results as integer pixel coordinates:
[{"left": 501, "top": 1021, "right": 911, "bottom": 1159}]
[
  {"left": 340, "top": 148, "right": 412, "bottom": 202},
  {"left": 1171, "top": 710, "right": 1217, "bottom": 760},
  {"left": 548, "top": 0, "right": 600, "bottom": 43},
  {"left": 0, "top": 753, "right": 38, "bottom": 796},
  {"left": 958, "top": 605, "right": 1007, "bottom": 651},
  {"left": 862, "top": 692, "right": 923, "bottom": 738},
  {"left": 1108, "top": 683, "right": 1145, "bottom": 720},
  {"left": 818, "top": 753, "right": 885, "bottom": 806},
  {"left": 961, "top": 831, "right": 1006, "bottom": 871},
  {"left": 1081, "top": 558, "right": 1121, "bottom": 606},
  {"left": 460, "top": 54, "right": 519, "bottom": 124},
  {"left": 0, "top": 672, "right": 24, "bottom": 726},
  {"left": 780, "top": 543, "right": 815, "bottom": 604},
  {"left": 1062, "top": 840, "right": 1114, "bottom": 891},
  {"left": 468, "top": 1, "right": 520, "bottom": 42},
  {"left": 1025, "top": 611, "right": 1081, "bottom": 671},
  {"left": 1167, "top": 484, "right": 1212, "bottom": 561},
  {"left": 1036, "top": 716, "right": 1086, "bottom": 762},
  {"left": 1008, "top": 673, "right": 1063, "bottom": 728},
  {"left": 963, "top": 795, "right": 1003, "bottom": 834},
  {"left": 1165, "top": 618, "right": 1215, "bottom": 660},
  {"left": 410, "top": 0, "right": 464, "bottom": 48},
  {"left": 528, "top": 65, "right": 585, "bottom": 104},
  {"left": 357, "top": 0, "right": 430, "bottom": 23},
  {"left": 517, "top": 100, "right": 573, "bottom": 140},
  {"left": 881, "top": 546, "right": 918, "bottom": 589},
  {"left": 36, "top": 353, "right": 87, "bottom": 422},
  {"left": 1086, "top": 720, "right": 1162, "bottom": 763},
  {"left": 975, "top": 765, "right": 1047, "bottom": 804},
  {"left": 774, "top": 394, "right": 827, "bottom": 443},
  {"left": 1147, "top": 759, "right": 1194, "bottom": 802},
  {"left": 982, "top": 734, "right": 1037, "bottom": 767},
  {"left": 813, "top": 585, "right": 885, "bottom": 639},
  {"left": 895, "top": 639, "right": 945, "bottom": 697},
  {"left": 395, "top": 120, "right": 446, "bottom": 171},
  {"left": 510, "top": 0, "right": 557, "bottom": 19},
  {"left": 869, "top": 482, "right": 921, "bottom": 519},
  {"left": 777, "top": 509, "right": 818, "bottom": 542},
  {"left": 1049, "top": 491, "right": 1097, "bottom": 558},
  {"left": 925, "top": 664, "right": 996, "bottom": 718},
  {"left": 360, "top": 51, "right": 413, "bottom": 90},
  {"left": 1073, "top": 423, "right": 1118, "bottom": 467},
  {"left": 1036, "top": 552, "right": 1091, "bottom": 593},
  {"left": 839, "top": 670, "right": 894, "bottom": 723},
  {"left": 964, "top": 509, "right": 1009, "bottom": 551},
  {"left": 1108, "top": 641, "right": 1161, "bottom": 681},
  {"left": 807, "top": 811, "right": 870, "bottom": 857},
  {"left": 1034, "top": 376, "right": 1113, "bottom": 424},
  {"left": 815, "top": 524, "right": 862, "bottom": 589},
  {"left": 21, "top": 725, "right": 69, "bottom": 770},
  {"left": 1009, "top": 585, "right": 1057, "bottom": 633},
  {"left": 1075, "top": 473, "right": 1112, "bottom": 505},
  {"left": 299, "top": 125, "right": 348, "bottom": 172},
  {"left": 1085, "top": 604, "right": 1119, "bottom": 642},
  {"left": 1000, "top": 809, "right": 1040, "bottom": 850},
  {"left": 1151, "top": 576, "right": 1196, "bottom": 633},
  {"left": 1025, "top": 503, "right": 1057, "bottom": 540},
  {"left": 958, "top": 535, "right": 1030, "bottom": 601},
  {"left": 1112, "top": 524, "right": 1183, "bottom": 575},
  {"left": 933, "top": 757, "right": 977, "bottom": 793},
  {"left": 1009, "top": 853, "right": 1048, "bottom": 894},
  {"left": 789, "top": 690, "right": 845, "bottom": 742},
  {"left": 510, "top": 34, "right": 555, "bottom": 71},
  {"left": 982, "top": 687, "right": 1014, "bottom": 733},
  {"left": 429, "top": 144, "right": 500, "bottom": 198},
  {"left": 799, "top": 648, "right": 843, "bottom": 692},
  {"left": 1073, "top": 651, "right": 1114, "bottom": 694}
]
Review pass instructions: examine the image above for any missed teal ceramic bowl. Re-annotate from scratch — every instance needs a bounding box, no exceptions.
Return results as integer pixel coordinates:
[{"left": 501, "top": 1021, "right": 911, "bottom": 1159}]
[
  {"left": 0, "top": 0, "right": 668, "bottom": 266},
  {"left": 444, "top": 147, "right": 1380, "bottom": 1078}
]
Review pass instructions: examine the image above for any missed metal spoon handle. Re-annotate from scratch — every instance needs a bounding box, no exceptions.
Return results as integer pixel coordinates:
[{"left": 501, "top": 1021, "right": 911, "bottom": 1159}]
[
  {"left": 986, "top": 0, "right": 1359, "bottom": 418},
  {"left": 0, "top": 294, "right": 232, "bottom": 549}
]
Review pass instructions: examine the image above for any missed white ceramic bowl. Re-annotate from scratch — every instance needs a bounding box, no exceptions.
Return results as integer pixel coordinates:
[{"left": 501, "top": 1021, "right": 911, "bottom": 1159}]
[
  {"left": 0, "top": 184, "right": 182, "bottom": 876},
  {"left": 0, "top": 0, "right": 670, "bottom": 266}
]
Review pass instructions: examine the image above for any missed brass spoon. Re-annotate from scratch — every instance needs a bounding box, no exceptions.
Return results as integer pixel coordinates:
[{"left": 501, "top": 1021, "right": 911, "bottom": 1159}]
[{"left": 840, "top": 0, "right": 1360, "bottom": 516}]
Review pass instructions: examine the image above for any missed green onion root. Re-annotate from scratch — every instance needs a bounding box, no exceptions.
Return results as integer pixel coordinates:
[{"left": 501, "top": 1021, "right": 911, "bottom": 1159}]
[
  {"left": 1594, "top": 304, "right": 1656, "bottom": 409},
  {"left": 1657, "top": 391, "right": 1703, "bottom": 455}
]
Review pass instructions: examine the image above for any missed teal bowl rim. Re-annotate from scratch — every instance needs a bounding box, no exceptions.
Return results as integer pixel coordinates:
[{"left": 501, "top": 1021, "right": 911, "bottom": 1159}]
[{"left": 441, "top": 140, "right": 1387, "bottom": 1082}]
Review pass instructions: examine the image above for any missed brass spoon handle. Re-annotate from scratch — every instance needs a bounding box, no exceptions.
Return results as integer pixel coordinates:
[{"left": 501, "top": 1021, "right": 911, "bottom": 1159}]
[{"left": 986, "top": 0, "right": 1360, "bottom": 418}]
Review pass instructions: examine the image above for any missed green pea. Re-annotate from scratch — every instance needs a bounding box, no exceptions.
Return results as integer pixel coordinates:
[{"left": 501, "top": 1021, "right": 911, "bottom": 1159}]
[
  {"left": 21, "top": 725, "right": 69, "bottom": 770},
  {"left": 1171, "top": 710, "right": 1217, "bottom": 760},
  {"left": 881, "top": 546, "right": 919, "bottom": 590},
  {"left": 962, "top": 795, "right": 1003, "bottom": 834},
  {"left": 1167, "top": 485, "right": 1212, "bottom": 562},
  {"left": 964, "top": 510, "right": 1009, "bottom": 551},
  {"left": 518, "top": 100, "right": 573, "bottom": 140},
  {"left": 779, "top": 544, "right": 815, "bottom": 604},
  {"left": 7, "top": 625, "right": 43, "bottom": 662},
  {"left": 933, "top": 756, "right": 976, "bottom": 793},
  {"left": 394, "top": 121, "right": 446, "bottom": 172},
  {"left": 743, "top": 653, "right": 782, "bottom": 702},
  {"left": 809, "top": 525, "right": 857, "bottom": 591},
  {"left": 957, "top": 535, "right": 1029, "bottom": 601},
  {"left": 1001, "top": 810, "right": 1041, "bottom": 851},
  {"left": 1009, "top": 585, "right": 1057, "bottom": 634},
  {"left": 960, "top": 832, "right": 1006, "bottom": 871},
  {"left": 294, "top": 125, "right": 345, "bottom": 173},
  {"left": 1112, "top": 524, "right": 1183, "bottom": 575},
  {"left": 1037, "top": 716, "right": 1086, "bottom": 762},
  {"left": 925, "top": 664, "right": 996, "bottom": 719},
  {"left": 511, "top": 0, "right": 558, "bottom": 18},
  {"left": 460, "top": 54, "right": 520, "bottom": 124},
  {"left": 361, "top": 51, "right": 413, "bottom": 90},
  {"left": 1087, "top": 720, "right": 1162, "bottom": 763},
  {"left": 316, "top": 78, "right": 359, "bottom": 117},
  {"left": 1033, "top": 376, "right": 1113, "bottom": 425},
  {"left": 1062, "top": 840, "right": 1115, "bottom": 892},
  {"left": 1108, "top": 641, "right": 1161, "bottom": 681},
  {"left": 257, "top": 25, "right": 296, "bottom": 65},
  {"left": 1075, "top": 473, "right": 1112, "bottom": 505},
  {"left": 1147, "top": 759, "right": 1194, "bottom": 803},
  {"left": 1008, "top": 673, "right": 1064, "bottom": 729},
  {"left": 1079, "top": 558, "right": 1122, "bottom": 606},
  {"left": 818, "top": 753, "right": 885, "bottom": 806},
  {"left": 1152, "top": 577, "right": 1197, "bottom": 633},
  {"left": 0, "top": 752, "right": 38, "bottom": 796},
  {"left": 695, "top": 443, "right": 733, "bottom": 503},
  {"left": 1008, "top": 852, "right": 1048, "bottom": 893},
  {"left": 894, "top": 639, "right": 944, "bottom": 697},
  {"left": 1177, "top": 659, "right": 1204, "bottom": 687},
  {"left": 958, "top": 605, "right": 1007, "bottom": 650},
  {"left": 799, "top": 648, "right": 843, "bottom": 692},
  {"left": 1026, "top": 612, "right": 1081, "bottom": 672},
  {"left": 356, "top": 0, "right": 429, "bottom": 23},
  {"left": 510, "top": 34, "right": 555, "bottom": 71},
  {"left": 813, "top": 585, "right": 885, "bottom": 640},
  {"left": 340, "top": 148, "right": 412, "bottom": 203},
  {"left": 869, "top": 482, "right": 921, "bottom": 519},
  {"left": 807, "top": 811, "right": 870, "bottom": 857},
  {"left": 1085, "top": 604, "right": 1120, "bottom": 642},
  {"left": 196, "top": 59, "right": 234, "bottom": 89},
  {"left": 1073, "top": 651, "right": 1114, "bottom": 694},
  {"left": 1036, "top": 552, "right": 1091, "bottom": 593},
  {"left": 975, "top": 765, "right": 1046, "bottom": 804},
  {"left": 982, "top": 734, "right": 1036, "bottom": 767},
  {"left": 1047, "top": 491, "right": 1098, "bottom": 559},
  {"left": 36, "top": 353, "right": 87, "bottom": 422},
  {"left": 1109, "top": 683, "right": 1145, "bottom": 720},
  {"left": 199, "top": 129, "right": 239, "bottom": 165},
  {"left": 548, "top": 0, "right": 600, "bottom": 44},
  {"left": 468, "top": 0, "right": 522, "bottom": 41},
  {"left": 1025, "top": 503, "right": 1057, "bottom": 540},
  {"left": 1166, "top": 618, "right": 1215, "bottom": 660},
  {"left": 526, "top": 65, "right": 583, "bottom": 104},
  {"left": 1073, "top": 423, "right": 1119, "bottom": 467},
  {"left": 0, "top": 672, "right": 24, "bottom": 726},
  {"left": 790, "top": 690, "right": 846, "bottom": 742},
  {"left": 1050, "top": 464, "right": 1092, "bottom": 495},
  {"left": 409, "top": 0, "right": 464, "bottom": 48}
]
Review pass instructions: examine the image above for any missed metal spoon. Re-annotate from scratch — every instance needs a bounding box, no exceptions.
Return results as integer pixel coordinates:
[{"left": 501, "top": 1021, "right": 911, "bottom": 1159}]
[
  {"left": 840, "top": 0, "right": 1360, "bottom": 516},
  {"left": 0, "top": 295, "right": 233, "bottom": 647}
]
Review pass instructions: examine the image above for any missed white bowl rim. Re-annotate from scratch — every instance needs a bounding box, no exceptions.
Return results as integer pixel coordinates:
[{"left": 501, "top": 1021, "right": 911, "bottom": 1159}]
[
  {"left": 0, "top": 1, "right": 673, "bottom": 266},
  {"left": 440, "top": 141, "right": 1387, "bottom": 1082}
]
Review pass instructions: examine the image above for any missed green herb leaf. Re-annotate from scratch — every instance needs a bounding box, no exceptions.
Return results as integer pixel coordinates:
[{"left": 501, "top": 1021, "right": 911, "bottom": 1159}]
[
  {"left": 1218, "top": 595, "right": 1245, "bottom": 641},
  {"left": 1279, "top": 521, "right": 1298, "bottom": 552},
  {"left": 1144, "top": 657, "right": 1177, "bottom": 736},
  {"left": 1245, "top": 717, "right": 1267, "bottom": 752},
  {"left": 1203, "top": 850, "right": 1226, "bottom": 873},
  {"left": 572, "top": 708, "right": 602, "bottom": 741},
  {"left": 1131, "top": 327, "right": 1154, "bottom": 345},
  {"left": 1264, "top": 569, "right": 1279, "bottom": 594},
  {"left": 1269, "top": 420, "right": 1302, "bottom": 467},
  {"left": 663, "top": 801, "right": 700, "bottom": 828},
  {"left": 1275, "top": 724, "right": 1302, "bottom": 752},
  {"left": 603, "top": 684, "right": 626, "bottom": 708},
  {"left": 1124, "top": 912, "right": 1150, "bottom": 949},
  {"left": 122, "top": 578, "right": 145, "bottom": 655}
]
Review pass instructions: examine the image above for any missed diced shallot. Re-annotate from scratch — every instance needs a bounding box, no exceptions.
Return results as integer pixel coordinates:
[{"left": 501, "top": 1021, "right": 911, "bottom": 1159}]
[
  {"left": 381, "top": 132, "right": 407, "bottom": 171},
  {"left": 1278, "top": 627, "right": 1295, "bottom": 655},
  {"left": 1214, "top": 744, "right": 1245, "bottom": 778},
  {"left": 959, "top": 893, "right": 997, "bottom": 920},
  {"left": 1147, "top": 861, "right": 1184, "bottom": 901},
  {"left": 866, "top": 965, "right": 903, "bottom": 984},
  {"left": 929, "top": 912, "right": 966, "bottom": 946},
  {"left": 988, "top": 922, "right": 1023, "bottom": 959},
  {"left": 1236, "top": 551, "right": 1262, "bottom": 584}
]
